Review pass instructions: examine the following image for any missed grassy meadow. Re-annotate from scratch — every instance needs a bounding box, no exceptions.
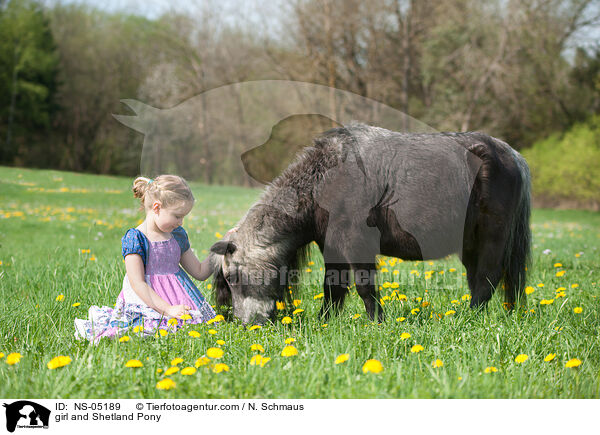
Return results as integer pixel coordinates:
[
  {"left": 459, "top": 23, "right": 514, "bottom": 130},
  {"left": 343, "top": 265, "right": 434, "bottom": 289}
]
[{"left": 0, "top": 166, "right": 599, "bottom": 399}]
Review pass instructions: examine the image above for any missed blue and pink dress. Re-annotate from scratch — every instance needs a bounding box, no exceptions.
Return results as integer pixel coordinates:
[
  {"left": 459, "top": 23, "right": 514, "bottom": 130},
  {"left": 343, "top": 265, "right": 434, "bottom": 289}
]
[{"left": 74, "top": 227, "right": 215, "bottom": 343}]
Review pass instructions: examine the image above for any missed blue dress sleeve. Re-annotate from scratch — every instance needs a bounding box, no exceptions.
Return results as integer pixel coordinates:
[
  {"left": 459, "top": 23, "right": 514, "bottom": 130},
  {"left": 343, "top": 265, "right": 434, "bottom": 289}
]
[
  {"left": 172, "top": 226, "right": 191, "bottom": 254},
  {"left": 122, "top": 228, "right": 148, "bottom": 265}
]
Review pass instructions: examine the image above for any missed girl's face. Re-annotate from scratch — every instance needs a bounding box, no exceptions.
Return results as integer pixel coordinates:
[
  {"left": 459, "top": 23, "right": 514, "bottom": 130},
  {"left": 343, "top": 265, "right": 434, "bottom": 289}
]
[{"left": 151, "top": 201, "right": 193, "bottom": 233}]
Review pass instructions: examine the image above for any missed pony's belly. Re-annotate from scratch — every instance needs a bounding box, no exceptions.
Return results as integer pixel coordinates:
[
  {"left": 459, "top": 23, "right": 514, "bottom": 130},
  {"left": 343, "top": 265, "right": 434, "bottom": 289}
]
[{"left": 379, "top": 236, "right": 458, "bottom": 261}]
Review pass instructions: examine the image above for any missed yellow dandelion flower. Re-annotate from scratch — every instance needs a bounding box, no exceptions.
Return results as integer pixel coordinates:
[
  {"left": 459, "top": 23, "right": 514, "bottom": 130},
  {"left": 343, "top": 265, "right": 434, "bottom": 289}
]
[
  {"left": 195, "top": 357, "right": 211, "bottom": 367},
  {"left": 206, "top": 283, "right": 213, "bottom": 290},
  {"left": 321, "top": 324, "right": 328, "bottom": 327},
  {"left": 281, "top": 316, "right": 292, "bottom": 325},
  {"left": 216, "top": 339, "right": 226, "bottom": 345},
  {"left": 208, "top": 329, "right": 217, "bottom": 335},
  {"left": 449, "top": 268, "right": 457, "bottom": 272},
  {"left": 293, "top": 299, "right": 302, "bottom": 307},
  {"left": 276, "top": 301, "right": 286, "bottom": 310},
  {"left": 47, "top": 356, "right": 72, "bottom": 370},
  {"left": 544, "top": 353, "right": 556, "bottom": 362},
  {"left": 362, "top": 359, "right": 383, "bottom": 374},
  {"left": 574, "top": 307, "right": 583, "bottom": 314},
  {"left": 335, "top": 354, "right": 350, "bottom": 364},
  {"left": 555, "top": 271, "right": 566, "bottom": 277},
  {"left": 55, "top": 294, "right": 64, "bottom": 302},
  {"left": 565, "top": 358, "right": 582, "bottom": 368},
  {"left": 537, "top": 283, "right": 544, "bottom": 288},
  {"left": 411, "top": 344, "right": 424, "bottom": 353},
  {"left": 515, "top": 354, "right": 529, "bottom": 363},
  {"left": 431, "top": 359, "right": 444, "bottom": 368},
  {"left": 171, "top": 357, "right": 184, "bottom": 366},
  {"left": 525, "top": 286, "right": 535, "bottom": 295},
  {"left": 72, "top": 302, "right": 80, "bottom": 307},
  {"left": 181, "top": 367, "right": 197, "bottom": 375},
  {"left": 119, "top": 335, "right": 130, "bottom": 343},
  {"left": 215, "top": 232, "right": 223, "bottom": 239},
  {"left": 540, "top": 299, "right": 554, "bottom": 305},
  {"left": 6, "top": 353, "right": 22, "bottom": 365},
  {"left": 133, "top": 325, "right": 144, "bottom": 333},
  {"left": 352, "top": 313, "right": 361, "bottom": 320},
  {"left": 400, "top": 332, "right": 411, "bottom": 340},
  {"left": 164, "top": 367, "right": 179, "bottom": 376},
  {"left": 461, "top": 294, "right": 471, "bottom": 301},
  {"left": 0, "top": 353, "right": 4, "bottom": 359},
  {"left": 284, "top": 337, "right": 296, "bottom": 344},
  {"left": 293, "top": 308, "right": 304, "bottom": 315},
  {"left": 555, "top": 292, "right": 566, "bottom": 298},
  {"left": 484, "top": 366, "right": 498, "bottom": 373},
  {"left": 206, "top": 347, "right": 224, "bottom": 359},
  {"left": 445, "top": 310, "right": 456, "bottom": 316},
  {"left": 571, "top": 283, "right": 579, "bottom": 288},
  {"left": 248, "top": 325, "right": 261, "bottom": 331},
  {"left": 313, "top": 293, "right": 324, "bottom": 300},
  {"left": 250, "top": 344, "right": 264, "bottom": 353},
  {"left": 250, "top": 354, "right": 271, "bottom": 367},
  {"left": 156, "top": 378, "right": 176, "bottom": 390},
  {"left": 167, "top": 318, "right": 178, "bottom": 326},
  {"left": 212, "top": 363, "right": 229, "bottom": 373},
  {"left": 180, "top": 314, "right": 192, "bottom": 321},
  {"left": 124, "top": 359, "right": 143, "bottom": 368},
  {"left": 188, "top": 331, "right": 201, "bottom": 338},
  {"left": 207, "top": 314, "right": 225, "bottom": 324},
  {"left": 554, "top": 263, "right": 563, "bottom": 268},
  {"left": 281, "top": 346, "right": 298, "bottom": 357},
  {"left": 396, "top": 317, "right": 406, "bottom": 322},
  {"left": 411, "top": 308, "right": 420, "bottom": 315},
  {"left": 156, "top": 329, "right": 168, "bottom": 337}
]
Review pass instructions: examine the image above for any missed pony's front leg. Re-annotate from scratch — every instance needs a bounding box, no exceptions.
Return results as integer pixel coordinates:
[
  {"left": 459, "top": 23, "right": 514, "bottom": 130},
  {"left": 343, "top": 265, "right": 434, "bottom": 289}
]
[
  {"left": 353, "top": 263, "right": 384, "bottom": 322},
  {"left": 320, "top": 263, "right": 351, "bottom": 320}
]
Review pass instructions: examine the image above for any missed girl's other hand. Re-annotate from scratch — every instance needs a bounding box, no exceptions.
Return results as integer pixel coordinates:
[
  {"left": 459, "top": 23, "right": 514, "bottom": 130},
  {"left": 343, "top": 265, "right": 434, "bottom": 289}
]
[{"left": 166, "top": 304, "right": 191, "bottom": 319}]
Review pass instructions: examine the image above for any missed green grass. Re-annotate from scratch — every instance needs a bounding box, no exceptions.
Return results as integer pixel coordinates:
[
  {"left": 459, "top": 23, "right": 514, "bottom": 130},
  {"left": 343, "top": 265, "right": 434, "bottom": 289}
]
[{"left": 1, "top": 166, "right": 599, "bottom": 398}]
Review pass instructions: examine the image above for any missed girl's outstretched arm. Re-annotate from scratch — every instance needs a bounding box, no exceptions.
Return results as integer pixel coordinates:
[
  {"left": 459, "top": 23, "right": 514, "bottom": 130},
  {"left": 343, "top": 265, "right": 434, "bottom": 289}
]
[
  {"left": 125, "top": 254, "right": 189, "bottom": 318},
  {"left": 180, "top": 249, "right": 213, "bottom": 281},
  {"left": 180, "top": 227, "right": 237, "bottom": 281}
]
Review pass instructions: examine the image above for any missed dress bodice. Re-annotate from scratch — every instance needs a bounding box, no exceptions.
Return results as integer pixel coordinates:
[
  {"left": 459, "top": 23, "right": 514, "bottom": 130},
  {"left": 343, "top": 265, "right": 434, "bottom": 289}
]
[{"left": 145, "top": 238, "right": 181, "bottom": 275}]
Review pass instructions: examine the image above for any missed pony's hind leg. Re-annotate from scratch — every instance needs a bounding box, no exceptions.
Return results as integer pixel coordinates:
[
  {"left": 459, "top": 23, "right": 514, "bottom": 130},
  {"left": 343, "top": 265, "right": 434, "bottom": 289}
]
[
  {"left": 467, "top": 232, "right": 506, "bottom": 308},
  {"left": 320, "top": 263, "right": 351, "bottom": 320},
  {"left": 353, "top": 262, "right": 384, "bottom": 322}
]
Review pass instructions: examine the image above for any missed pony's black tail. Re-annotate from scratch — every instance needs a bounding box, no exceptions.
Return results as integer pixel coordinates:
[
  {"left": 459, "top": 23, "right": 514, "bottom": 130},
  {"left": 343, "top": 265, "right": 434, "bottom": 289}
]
[{"left": 502, "top": 154, "right": 532, "bottom": 307}]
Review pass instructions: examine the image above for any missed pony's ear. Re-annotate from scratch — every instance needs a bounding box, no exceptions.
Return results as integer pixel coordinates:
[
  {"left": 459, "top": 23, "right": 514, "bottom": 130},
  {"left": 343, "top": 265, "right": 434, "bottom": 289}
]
[{"left": 210, "top": 241, "right": 237, "bottom": 255}]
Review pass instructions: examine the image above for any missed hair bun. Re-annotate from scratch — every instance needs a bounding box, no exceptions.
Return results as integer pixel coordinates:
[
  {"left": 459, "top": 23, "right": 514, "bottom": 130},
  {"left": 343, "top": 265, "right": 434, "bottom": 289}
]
[{"left": 132, "top": 176, "right": 152, "bottom": 199}]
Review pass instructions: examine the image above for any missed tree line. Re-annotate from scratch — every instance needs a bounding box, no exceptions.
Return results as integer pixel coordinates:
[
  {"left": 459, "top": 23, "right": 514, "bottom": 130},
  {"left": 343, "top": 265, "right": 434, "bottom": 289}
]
[{"left": 0, "top": 0, "right": 598, "bottom": 185}]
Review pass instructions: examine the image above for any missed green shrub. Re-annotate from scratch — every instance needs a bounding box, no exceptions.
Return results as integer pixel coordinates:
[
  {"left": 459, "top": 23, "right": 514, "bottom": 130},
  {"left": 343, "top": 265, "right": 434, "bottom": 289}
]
[{"left": 522, "top": 116, "right": 600, "bottom": 208}]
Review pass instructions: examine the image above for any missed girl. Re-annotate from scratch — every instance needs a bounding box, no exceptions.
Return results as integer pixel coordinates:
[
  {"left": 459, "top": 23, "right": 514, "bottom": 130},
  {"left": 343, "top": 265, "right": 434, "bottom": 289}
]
[{"left": 75, "top": 175, "right": 230, "bottom": 343}]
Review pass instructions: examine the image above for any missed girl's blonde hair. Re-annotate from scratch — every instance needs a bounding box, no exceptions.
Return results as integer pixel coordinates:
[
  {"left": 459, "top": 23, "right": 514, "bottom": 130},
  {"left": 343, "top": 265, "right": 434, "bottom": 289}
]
[{"left": 132, "top": 175, "right": 194, "bottom": 210}]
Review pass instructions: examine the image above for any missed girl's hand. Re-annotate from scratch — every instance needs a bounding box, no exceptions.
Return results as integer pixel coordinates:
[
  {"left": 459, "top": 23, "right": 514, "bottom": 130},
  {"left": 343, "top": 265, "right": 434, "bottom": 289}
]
[{"left": 166, "top": 304, "right": 191, "bottom": 319}]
